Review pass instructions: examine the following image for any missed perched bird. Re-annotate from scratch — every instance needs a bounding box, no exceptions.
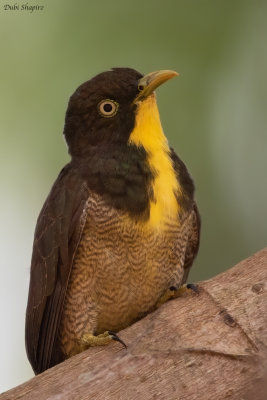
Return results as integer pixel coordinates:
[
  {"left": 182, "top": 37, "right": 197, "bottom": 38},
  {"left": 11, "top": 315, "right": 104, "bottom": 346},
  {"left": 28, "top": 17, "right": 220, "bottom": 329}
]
[{"left": 25, "top": 68, "right": 200, "bottom": 375}]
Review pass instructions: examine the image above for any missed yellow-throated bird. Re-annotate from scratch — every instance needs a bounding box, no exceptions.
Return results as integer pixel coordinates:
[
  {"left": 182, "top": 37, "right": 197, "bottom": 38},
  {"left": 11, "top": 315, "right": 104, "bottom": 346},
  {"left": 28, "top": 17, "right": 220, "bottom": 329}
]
[{"left": 25, "top": 68, "right": 200, "bottom": 374}]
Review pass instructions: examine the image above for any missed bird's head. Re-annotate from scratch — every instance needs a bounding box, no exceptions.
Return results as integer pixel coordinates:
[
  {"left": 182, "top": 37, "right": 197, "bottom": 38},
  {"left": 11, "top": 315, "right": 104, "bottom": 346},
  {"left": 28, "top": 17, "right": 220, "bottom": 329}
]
[{"left": 63, "top": 67, "right": 178, "bottom": 157}]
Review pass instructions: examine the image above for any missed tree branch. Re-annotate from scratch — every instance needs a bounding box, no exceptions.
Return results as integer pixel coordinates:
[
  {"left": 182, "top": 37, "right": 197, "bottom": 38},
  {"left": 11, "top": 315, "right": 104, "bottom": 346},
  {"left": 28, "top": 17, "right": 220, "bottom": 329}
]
[{"left": 2, "top": 248, "right": 267, "bottom": 400}]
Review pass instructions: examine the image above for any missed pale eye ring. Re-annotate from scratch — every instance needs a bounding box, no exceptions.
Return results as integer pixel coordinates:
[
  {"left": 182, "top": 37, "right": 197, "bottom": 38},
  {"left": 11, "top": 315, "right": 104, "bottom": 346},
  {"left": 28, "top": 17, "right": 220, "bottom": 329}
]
[{"left": 98, "top": 99, "right": 118, "bottom": 117}]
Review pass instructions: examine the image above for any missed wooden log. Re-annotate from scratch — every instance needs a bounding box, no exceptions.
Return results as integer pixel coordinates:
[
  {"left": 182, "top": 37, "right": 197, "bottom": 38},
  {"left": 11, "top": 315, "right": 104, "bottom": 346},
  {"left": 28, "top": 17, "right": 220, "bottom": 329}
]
[{"left": 1, "top": 248, "right": 267, "bottom": 400}]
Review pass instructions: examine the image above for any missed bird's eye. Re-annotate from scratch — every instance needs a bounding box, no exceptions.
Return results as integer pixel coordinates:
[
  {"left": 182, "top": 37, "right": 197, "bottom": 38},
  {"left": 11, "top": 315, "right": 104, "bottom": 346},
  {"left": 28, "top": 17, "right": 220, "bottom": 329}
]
[{"left": 98, "top": 100, "right": 118, "bottom": 118}]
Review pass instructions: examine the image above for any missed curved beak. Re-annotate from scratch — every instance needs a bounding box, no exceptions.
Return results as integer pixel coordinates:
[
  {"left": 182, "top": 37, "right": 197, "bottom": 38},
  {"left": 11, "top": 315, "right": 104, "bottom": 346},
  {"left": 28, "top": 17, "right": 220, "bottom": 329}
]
[{"left": 134, "top": 70, "right": 179, "bottom": 103}]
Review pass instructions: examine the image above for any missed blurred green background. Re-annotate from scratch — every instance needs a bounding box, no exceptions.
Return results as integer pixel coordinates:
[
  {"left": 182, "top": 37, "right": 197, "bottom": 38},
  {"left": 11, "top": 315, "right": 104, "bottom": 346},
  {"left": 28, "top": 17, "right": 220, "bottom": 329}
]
[{"left": 0, "top": 0, "right": 266, "bottom": 393}]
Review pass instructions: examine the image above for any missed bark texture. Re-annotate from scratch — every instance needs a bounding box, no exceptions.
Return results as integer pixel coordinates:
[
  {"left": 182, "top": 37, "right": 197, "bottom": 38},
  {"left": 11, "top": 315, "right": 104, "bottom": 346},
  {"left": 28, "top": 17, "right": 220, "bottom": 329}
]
[{"left": 2, "top": 248, "right": 267, "bottom": 400}]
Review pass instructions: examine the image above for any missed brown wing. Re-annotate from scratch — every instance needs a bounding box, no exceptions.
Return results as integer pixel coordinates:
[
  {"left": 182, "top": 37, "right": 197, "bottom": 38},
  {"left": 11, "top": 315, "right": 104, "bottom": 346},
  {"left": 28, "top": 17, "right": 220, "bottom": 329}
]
[
  {"left": 25, "top": 163, "right": 89, "bottom": 374},
  {"left": 182, "top": 202, "right": 201, "bottom": 284},
  {"left": 169, "top": 148, "right": 201, "bottom": 283}
]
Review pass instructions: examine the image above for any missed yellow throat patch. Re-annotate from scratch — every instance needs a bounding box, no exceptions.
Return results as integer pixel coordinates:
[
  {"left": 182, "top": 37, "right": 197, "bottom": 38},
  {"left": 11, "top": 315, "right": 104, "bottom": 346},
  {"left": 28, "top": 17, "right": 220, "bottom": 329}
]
[{"left": 129, "top": 95, "right": 181, "bottom": 229}]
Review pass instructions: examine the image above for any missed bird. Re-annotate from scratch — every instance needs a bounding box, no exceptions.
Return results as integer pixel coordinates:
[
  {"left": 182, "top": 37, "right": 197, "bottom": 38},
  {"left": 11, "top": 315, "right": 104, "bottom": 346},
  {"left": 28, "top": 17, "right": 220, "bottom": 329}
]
[{"left": 25, "top": 67, "right": 200, "bottom": 375}]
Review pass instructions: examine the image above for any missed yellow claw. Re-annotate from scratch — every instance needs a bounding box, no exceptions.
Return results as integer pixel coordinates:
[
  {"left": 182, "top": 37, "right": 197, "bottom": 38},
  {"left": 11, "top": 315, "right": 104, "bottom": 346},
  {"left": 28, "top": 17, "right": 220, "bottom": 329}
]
[
  {"left": 156, "top": 284, "right": 198, "bottom": 308},
  {"left": 81, "top": 331, "right": 112, "bottom": 346},
  {"left": 80, "top": 330, "right": 127, "bottom": 349}
]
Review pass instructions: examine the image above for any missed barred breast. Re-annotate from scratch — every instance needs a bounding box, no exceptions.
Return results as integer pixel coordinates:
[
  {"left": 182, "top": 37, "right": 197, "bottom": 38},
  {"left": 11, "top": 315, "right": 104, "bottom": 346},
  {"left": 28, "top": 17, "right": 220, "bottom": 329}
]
[{"left": 58, "top": 191, "right": 193, "bottom": 357}]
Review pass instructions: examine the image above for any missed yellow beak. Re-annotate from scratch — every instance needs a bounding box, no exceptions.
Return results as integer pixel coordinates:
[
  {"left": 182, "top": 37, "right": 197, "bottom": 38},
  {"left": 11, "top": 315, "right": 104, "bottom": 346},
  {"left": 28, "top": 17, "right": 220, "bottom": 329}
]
[{"left": 134, "top": 70, "right": 179, "bottom": 103}]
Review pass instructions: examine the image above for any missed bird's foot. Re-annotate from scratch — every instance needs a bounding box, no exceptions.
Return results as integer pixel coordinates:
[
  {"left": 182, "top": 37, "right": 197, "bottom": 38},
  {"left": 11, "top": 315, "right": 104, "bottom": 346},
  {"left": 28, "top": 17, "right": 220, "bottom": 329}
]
[
  {"left": 186, "top": 283, "right": 199, "bottom": 294},
  {"left": 156, "top": 283, "right": 199, "bottom": 308},
  {"left": 108, "top": 331, "right": 127, "bottom": 349},
  {"left": 172, "top": 283, "right": 199, "bottom": 296},
  {"left": 80, "top": 330, "right": 127, "bottom": 349}
]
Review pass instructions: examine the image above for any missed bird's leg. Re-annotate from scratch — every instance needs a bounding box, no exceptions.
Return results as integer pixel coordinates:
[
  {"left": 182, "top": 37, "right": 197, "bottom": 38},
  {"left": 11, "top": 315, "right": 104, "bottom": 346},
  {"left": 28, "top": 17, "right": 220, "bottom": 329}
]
[
  {"left": 155, "top": 283, "right": 199, "bottom": 308},
  {"left": 80, "top": 330, "right": 127, "bottom": 350}
]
